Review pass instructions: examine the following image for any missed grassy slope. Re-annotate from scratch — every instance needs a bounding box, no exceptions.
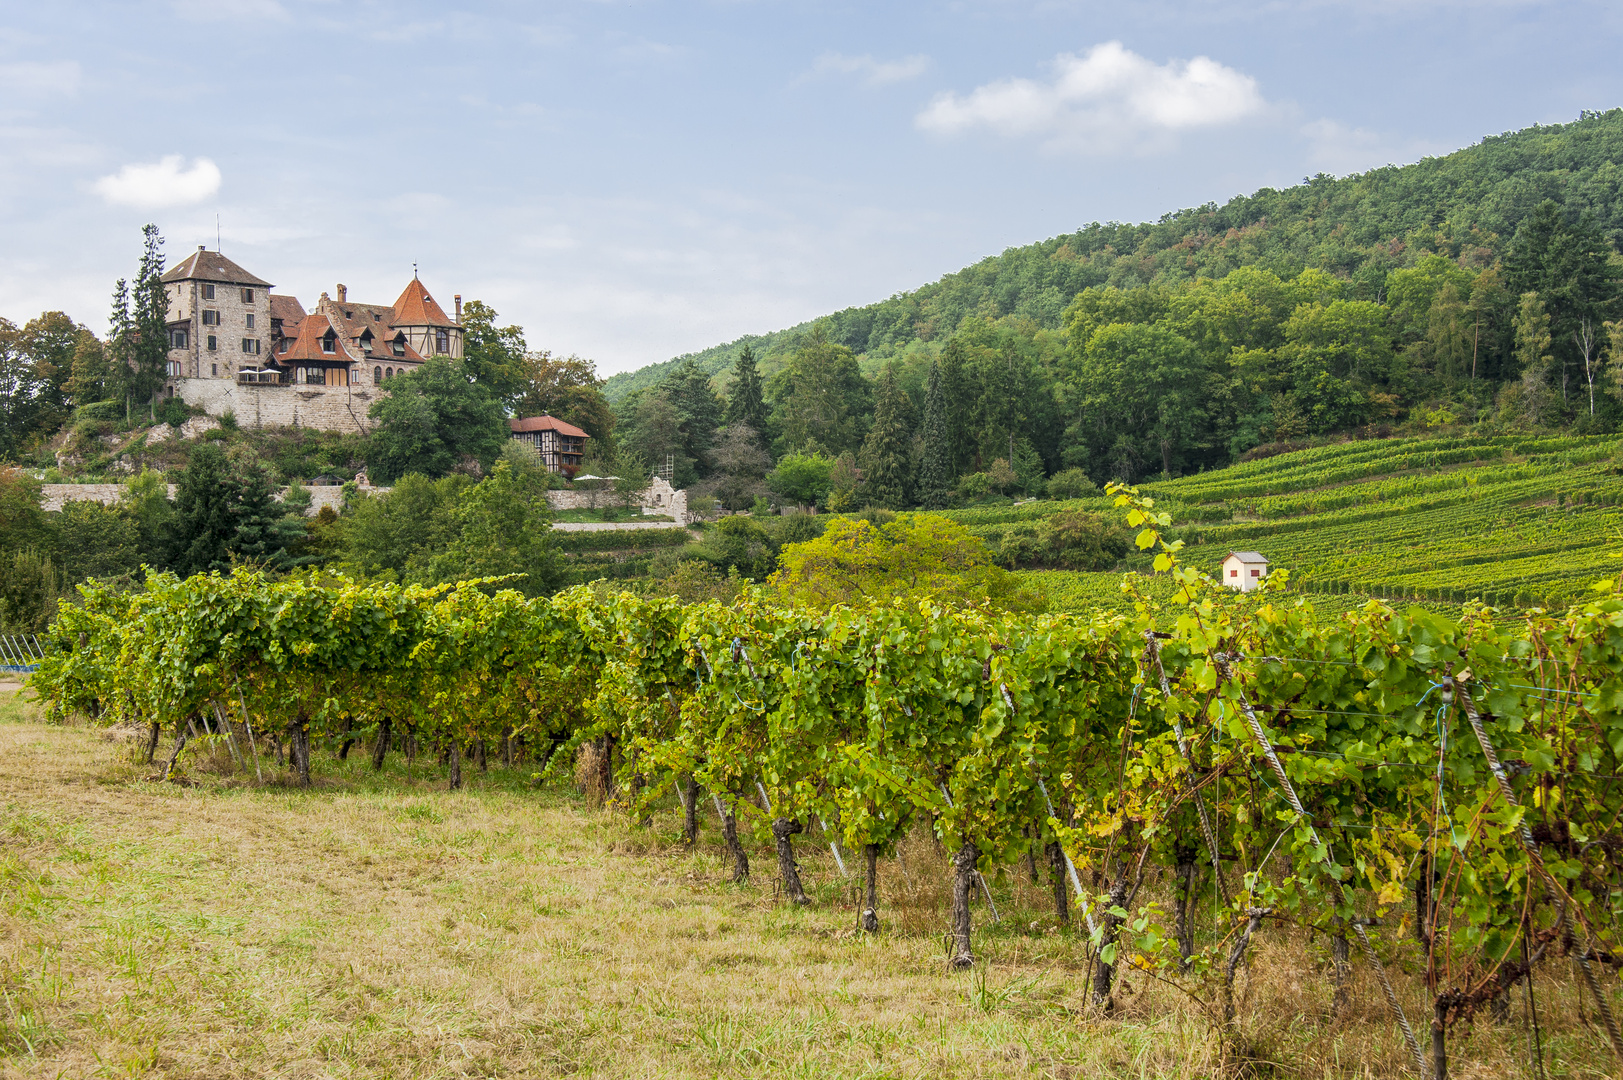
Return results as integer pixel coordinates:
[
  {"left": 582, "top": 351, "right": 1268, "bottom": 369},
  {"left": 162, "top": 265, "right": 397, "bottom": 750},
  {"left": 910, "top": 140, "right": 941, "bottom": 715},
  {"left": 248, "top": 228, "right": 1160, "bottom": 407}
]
[
  {"left": 602, "top": 109, "right": 1623, "bottom": 403},
  {"left": 951, "top": 433, "right": 1623, "bottom": 616},
  {"left": 0, "top": 693, "right": 1609, "bottom": 1078}
]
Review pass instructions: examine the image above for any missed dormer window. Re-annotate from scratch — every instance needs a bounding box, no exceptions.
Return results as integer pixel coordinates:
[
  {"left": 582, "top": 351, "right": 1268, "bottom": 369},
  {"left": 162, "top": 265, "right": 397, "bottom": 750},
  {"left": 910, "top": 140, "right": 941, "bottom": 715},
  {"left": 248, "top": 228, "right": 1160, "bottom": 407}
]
[
  {"left": 322, "top": 333, "right": 336, "bottom": 354},
  {"left": 391, "top": 337, "right": 405, "bottom": 357}
]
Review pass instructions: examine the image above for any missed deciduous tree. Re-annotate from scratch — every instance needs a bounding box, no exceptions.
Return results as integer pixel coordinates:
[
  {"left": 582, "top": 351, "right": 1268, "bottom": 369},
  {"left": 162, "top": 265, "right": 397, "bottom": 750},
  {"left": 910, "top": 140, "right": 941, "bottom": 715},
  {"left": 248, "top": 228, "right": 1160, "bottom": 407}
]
[{"left": 367, "top": 358, "right": 508, "bottom": 483}]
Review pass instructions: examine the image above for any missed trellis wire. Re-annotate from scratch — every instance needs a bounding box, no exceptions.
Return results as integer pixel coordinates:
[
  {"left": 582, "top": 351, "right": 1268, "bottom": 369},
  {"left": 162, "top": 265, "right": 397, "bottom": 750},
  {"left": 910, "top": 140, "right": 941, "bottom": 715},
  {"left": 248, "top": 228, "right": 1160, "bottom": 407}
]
[
  {"left": 1216, "top": 652, "right": 1429, "bottom": 1078},
  {"left": 1456, "top": 679, "right": 1623, "bottom": 1065},
  {"left": 1147, "top": 634, "right": 1230, "bottom": 905}
]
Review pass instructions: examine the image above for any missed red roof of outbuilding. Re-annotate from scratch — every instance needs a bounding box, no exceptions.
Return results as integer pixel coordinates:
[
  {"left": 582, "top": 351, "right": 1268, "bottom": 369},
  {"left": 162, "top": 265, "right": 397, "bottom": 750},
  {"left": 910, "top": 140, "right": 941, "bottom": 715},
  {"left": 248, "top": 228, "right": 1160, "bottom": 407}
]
[
  {"left": 509, "top": 415, "right": 589, "bottom": 439},
  {"left": 392, "top": 278, "right": 457, "bottom": 327}
]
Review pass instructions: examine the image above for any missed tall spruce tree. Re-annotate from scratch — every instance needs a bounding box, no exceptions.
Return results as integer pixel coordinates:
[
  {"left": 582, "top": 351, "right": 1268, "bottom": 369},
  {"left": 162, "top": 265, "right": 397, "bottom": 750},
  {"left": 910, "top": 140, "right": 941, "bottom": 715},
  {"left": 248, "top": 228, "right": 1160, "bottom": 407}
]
[
  {"left": 723, "top": 345, "right": 767, "bottom": 436},
  {"left": 938, "top": 339, "right": 973, "bottom": 473},
  {"left": 919, "top": 359, "right": 954, "bottom": 509},
  {"left": 128, "top": 225, "right": 168, "bottom": 404},
  {"left": 106, "top": 276, "right": 133, "bottom": 407},
  {"left": 859, "top": 367, "right": 914, "bottom": 509},
  {"left": 664, "top": 359, "right": 724, "bottom": 478}
]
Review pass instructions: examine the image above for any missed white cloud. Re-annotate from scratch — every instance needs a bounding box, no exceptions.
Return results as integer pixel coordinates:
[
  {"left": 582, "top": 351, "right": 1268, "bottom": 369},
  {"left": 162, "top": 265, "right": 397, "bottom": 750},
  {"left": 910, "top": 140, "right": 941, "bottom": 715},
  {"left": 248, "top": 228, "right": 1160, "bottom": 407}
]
[
  {"left": 812, "top": 52, "right": 930, "bottom": 87},
  {"left": 0, "top": 61, "right": 81, "bottom": 96},
  {"left": 93, "top": 156, "right": 222, "bottom": 209},
  {"left": 916, "top": 41, "right": 1265, "bottom": 153}
]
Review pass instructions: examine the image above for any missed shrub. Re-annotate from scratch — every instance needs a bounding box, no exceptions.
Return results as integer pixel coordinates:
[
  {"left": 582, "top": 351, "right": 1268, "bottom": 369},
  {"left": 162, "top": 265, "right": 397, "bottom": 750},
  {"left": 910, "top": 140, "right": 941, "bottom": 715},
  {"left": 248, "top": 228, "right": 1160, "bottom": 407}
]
[
  {"left": 1046, "top": 468, "right": 1099, "bottom": 501},
  {"left": 74, "top": 400, "right": 123, "bottom": 422},
  {"left": 697, "top": 515, "right": 779, "bottom": 580},
  {"left": 1039, "top": 510, "right": 1131, "bottom": 570},
  {"left": 157, "top": 396, "right": 189, "bottom": 428},
  {"left": 767, "top": 512, "right": 827, "bottom": 547},
  {"left": 957, "top": 472, "right": 992, "bottom": 499}
]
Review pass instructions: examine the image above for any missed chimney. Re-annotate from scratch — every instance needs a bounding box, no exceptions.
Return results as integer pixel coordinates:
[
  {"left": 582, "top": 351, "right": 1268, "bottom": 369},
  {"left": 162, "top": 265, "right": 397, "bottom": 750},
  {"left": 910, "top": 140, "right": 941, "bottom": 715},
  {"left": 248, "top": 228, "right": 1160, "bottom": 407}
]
[
  {"left": 454, "top": 294, "right": 462, "bottom": 321},
  {"left": 198, "top": 245, "right": 206, "bottom": 252},
  {"left": 337, "top": 283, "right": 347, "bottom": 303}
]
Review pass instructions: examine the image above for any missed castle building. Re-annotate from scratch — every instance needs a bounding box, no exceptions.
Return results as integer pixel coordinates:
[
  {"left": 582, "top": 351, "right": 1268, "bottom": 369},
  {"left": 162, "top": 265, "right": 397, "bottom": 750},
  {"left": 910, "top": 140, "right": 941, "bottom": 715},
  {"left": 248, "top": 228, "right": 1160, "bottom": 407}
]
[{"left": 159, "top": 248, "right": 463, "bottom": 432}]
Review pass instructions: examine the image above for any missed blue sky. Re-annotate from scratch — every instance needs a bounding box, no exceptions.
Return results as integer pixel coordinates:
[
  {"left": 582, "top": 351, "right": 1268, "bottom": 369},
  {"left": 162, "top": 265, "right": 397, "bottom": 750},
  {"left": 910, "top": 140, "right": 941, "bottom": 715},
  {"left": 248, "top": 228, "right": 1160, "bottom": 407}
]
[{"left": 3, "top": 0, "right": 1621, "bottom": 375}]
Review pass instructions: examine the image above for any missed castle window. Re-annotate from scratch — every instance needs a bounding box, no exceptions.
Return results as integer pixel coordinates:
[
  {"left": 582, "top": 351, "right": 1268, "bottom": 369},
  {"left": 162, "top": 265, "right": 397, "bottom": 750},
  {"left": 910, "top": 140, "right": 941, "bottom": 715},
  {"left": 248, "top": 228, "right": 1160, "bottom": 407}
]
[
  {"left": 207, "top": 335, "right": 217, "bottom": 351},
  {"left": 170, "top": 328, "right": 188, "bottom": 348},
  {"left": 242, "top": 288, "right": 254, "bottom": 303},
  {"left": 385, "top": 367, "right": 393, "bottom": 379},
  {"left": 212, "top": 363, "right": 218, "bottom": 376},
  {"left": 373, "top": 366, "right": 382, "bottom": 385},
  {"left": 202, "top": 284, "right": 215, "bottom": 300},
  {"left": 240, "top": 338, "right": 260, "bottom": 355},
  {"left": 202, "top": 310, "right": 220, "bottom": 326},
  {"left": 435, "top": 328, "right": 450, "bottom": 354},
  {"left": 245, "top": 313, "right": 255, "bottom": 329}
]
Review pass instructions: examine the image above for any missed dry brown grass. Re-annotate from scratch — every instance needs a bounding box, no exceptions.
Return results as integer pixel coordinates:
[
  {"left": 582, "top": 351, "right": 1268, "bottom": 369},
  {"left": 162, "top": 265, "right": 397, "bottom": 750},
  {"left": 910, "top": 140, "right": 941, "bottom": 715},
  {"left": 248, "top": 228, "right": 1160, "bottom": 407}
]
[{"left": 0, "top": 687, "right": 1616, "bottom": 1078}]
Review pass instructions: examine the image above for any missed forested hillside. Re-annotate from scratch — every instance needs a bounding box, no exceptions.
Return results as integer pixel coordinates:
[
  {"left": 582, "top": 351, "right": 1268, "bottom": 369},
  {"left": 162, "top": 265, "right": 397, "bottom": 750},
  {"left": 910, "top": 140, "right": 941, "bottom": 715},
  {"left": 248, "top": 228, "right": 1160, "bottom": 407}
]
[
  {"left": 606, "top": 107, "right": 1623, "bottom": 398},
  {"left": 600, "top": 109, "right": 1623, "bottom": 509},
  {"left": 610, "top": 106, "right": 1623, "bottom": 399}
]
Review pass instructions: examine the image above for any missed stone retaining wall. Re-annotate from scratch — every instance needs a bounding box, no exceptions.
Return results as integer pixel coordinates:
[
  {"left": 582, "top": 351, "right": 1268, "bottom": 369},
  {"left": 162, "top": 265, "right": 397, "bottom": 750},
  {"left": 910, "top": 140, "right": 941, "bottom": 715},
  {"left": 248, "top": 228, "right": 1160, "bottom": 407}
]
[
  {"left": 175, "top": 376, "right": 377, "bottom": 434},
  {"left": 42, "top": 478, "right": 683, "bottom": 521},
  {"left": 41, "top": 483, "right": 356, "bottom": 517}
]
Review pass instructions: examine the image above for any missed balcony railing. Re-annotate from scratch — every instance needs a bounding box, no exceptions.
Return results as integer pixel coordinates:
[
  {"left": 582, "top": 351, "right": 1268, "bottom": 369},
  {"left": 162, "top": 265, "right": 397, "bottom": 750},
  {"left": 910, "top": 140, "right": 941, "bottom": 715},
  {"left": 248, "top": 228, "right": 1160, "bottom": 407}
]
[{"left": 236, "top": 369, "right": 285, "bottom": 386}]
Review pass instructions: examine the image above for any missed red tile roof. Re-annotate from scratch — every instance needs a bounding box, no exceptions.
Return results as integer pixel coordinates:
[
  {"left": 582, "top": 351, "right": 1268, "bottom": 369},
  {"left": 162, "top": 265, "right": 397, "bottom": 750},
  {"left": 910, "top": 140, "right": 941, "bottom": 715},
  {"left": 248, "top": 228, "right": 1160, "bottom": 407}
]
[
  {"left": 509, "top": 415, "right": 590, "bottom": 439},
  {"left": 269, "top": 294, "right": 306, "bottom": 337},
  {"left": 161, "top": 248, "right": 272, "bottom": 287},
  {"left": 392, "top": 278, "right": 457, "bottom": 327},
  {"left": 275, "top": 313, "right": 346, "bottom": 363}
]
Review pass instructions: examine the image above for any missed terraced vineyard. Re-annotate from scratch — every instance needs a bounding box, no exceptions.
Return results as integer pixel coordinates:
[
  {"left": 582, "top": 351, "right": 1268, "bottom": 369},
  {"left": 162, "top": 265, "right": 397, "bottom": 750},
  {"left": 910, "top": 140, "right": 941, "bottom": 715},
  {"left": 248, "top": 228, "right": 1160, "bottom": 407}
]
[{"left": 951, "top": 434, "right": 1623, "bottom": 613}]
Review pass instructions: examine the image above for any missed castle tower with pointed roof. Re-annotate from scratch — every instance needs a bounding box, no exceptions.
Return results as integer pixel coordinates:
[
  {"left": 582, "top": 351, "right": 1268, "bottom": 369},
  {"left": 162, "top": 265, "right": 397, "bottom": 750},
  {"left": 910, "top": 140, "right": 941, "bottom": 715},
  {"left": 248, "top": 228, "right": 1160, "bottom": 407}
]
[{"left": 160, "top": 251, "right": 464, "bottom": 433}]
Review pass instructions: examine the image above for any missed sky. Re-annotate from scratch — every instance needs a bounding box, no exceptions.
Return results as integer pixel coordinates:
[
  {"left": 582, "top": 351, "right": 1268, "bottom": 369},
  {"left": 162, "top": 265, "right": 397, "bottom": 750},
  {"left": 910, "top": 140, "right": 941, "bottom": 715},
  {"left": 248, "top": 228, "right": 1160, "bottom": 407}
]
[{"left": 3, "top": 1, "right": 1623, "bottom": 377}]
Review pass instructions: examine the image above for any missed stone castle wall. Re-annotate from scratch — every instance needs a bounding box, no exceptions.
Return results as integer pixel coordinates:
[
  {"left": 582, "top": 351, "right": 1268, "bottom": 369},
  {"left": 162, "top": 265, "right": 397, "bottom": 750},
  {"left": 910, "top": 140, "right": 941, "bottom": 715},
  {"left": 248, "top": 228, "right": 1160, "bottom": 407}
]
[{"left": 174, "top": 376, "right": 377, "bottom": 434}]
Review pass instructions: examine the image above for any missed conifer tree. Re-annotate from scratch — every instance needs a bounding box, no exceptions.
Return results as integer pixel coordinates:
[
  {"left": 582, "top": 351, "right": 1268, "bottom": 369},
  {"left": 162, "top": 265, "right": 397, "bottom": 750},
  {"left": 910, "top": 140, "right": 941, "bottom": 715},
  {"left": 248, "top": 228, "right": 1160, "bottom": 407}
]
[
  {"left": 919, "top": 359, "right": 954, "bottom": 509},
  {"left": 939, "top": 339, "right": 973, "bottom": 473},
  {"left": 1513, "top": 291, "right": 1554, "bottom": 383},
  {"left": 859, "top": 367, "right": 913, "bottom": 509},
  {"left": 105, "top": 276, "right": 133, "bottom": 406},
  {"left": 723, "top": 345, "right": 767, "bottom": 436},
  {"left": 128, "top": 224, "right": 169, "bottom": 404}
]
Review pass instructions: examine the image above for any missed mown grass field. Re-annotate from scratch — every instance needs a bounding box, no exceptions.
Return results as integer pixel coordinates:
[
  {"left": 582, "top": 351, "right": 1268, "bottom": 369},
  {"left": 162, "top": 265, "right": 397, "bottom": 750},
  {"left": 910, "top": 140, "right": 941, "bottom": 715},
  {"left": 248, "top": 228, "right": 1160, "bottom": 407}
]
[{"left": 2, "top": 685, "right": 1616, "bottom": 1079}]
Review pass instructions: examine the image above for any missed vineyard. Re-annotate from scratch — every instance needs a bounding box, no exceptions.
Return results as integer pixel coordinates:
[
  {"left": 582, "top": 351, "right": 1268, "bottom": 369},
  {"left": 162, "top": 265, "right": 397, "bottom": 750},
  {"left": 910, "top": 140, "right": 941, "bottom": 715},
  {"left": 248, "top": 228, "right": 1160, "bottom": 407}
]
[
  {"left": 950, "top": 434, "right": 1623, "bottom": 614},
  {"left": 15, "top": 483, "right": 1623, "bottom": 1077}
]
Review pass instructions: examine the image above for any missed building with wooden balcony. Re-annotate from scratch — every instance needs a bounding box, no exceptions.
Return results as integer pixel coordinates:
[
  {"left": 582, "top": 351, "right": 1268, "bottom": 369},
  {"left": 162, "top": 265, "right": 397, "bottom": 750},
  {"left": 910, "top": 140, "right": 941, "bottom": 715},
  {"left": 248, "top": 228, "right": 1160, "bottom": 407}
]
[{"left": 509, "top": 415, "right": 590, "bottom": 475}]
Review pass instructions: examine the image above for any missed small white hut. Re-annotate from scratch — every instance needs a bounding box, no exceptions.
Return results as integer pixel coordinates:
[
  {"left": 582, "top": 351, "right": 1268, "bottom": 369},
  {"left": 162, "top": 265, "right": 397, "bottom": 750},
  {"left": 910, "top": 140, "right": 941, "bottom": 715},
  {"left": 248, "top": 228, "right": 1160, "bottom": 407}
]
[{"left": 1221, "top": 551, "right": 1269, "bottom": 592}]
